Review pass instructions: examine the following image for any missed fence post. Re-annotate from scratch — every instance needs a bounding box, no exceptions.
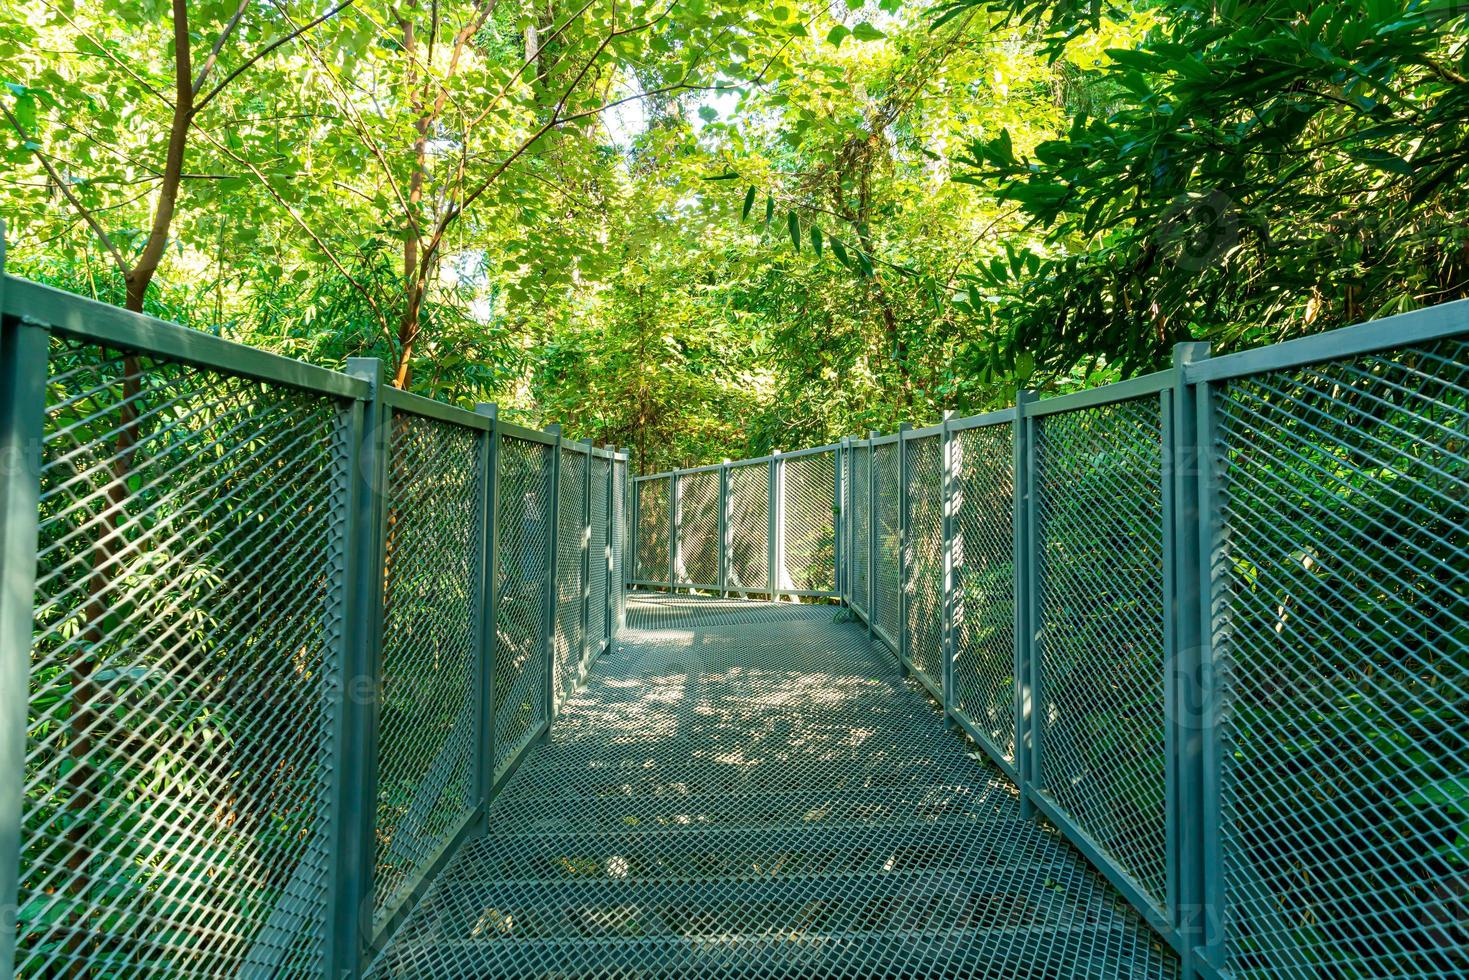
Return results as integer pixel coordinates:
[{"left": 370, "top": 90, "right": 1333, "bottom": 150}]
[
  {"left": 1012, "top": 390, "right": 1038, "bottom": 822},
  {"left": 628, "top": 474, "right": 639, "bottom": 590},
  {"left": 620, "top": 449, "right": 632, "bottom": 616},
  {"left": 602, "top": 445, "right": 616, "bottom": 651},
  {"left": 1168, "top": 343, "right": 1211, "bottom": 977},
  {"left": 867, "top": 432, "right": 878, "bottom": 644},
  {"left": 835, "top": 439, "right": 846, "bottom": 600},
  {"left": 474, "top": 404, "right": 500, "bottom": 825},
  {"left": 667, "top": 471, "right": 678, "bottom": 593},
  {"left": 325, "top": 357, "right": 389, "bottom": 978},
  {"left": 940, "top": 412, "right": 958, "bottom": 729},
  {"left": 717, "top": 460, "right": 730, "bottom": 597},
  {"left": 897, "top": 422, "right": 912, "bottom": 676},
  {"left": 0, "top": 281, "right": 49, "bottom": 980},
  {"left": 540, "top": 424, "right": 561, "bottom": 737},
  {"left": 766, "top": 452, "right": 779, "bottom": 600},
  {"left": 578, "top": 439, "right": 593, "bottom": 678}
]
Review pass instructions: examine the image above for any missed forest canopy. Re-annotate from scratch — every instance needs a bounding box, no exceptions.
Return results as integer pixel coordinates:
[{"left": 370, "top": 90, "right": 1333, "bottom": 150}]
[{"left": 2, "top": 0, "right": 1465, "bottom": 471}]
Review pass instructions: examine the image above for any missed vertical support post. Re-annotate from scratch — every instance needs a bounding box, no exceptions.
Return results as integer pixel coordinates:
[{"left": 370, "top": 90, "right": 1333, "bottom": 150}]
[
  {"left": 473, "top": 404, "right": 499, "bottom": 820},
  {"left": 1196, "top": 378, "right": 1226, "bottom": 980},
  {"left": 835, "top": 439, "right": 846, "bottom": 601},
  {"left": 897, "top": 423, "right": 912, "bottom": 676},
  {"left": 867, "top": 432, "right": 878, "bottom": 644},
  {"left": 940, "top": 412, "right": 958, "bottom": 729},
  {"left": 666, "top": 471, "right": 677, "bottom": 594},
  {"left": 717, "top": 460, "right": 730, "bottom": 597},
  {"left": 1168, "top": 342, "right": 1211, "bottom": 978},
  {"left": 578, "top": 439, "right": 593, "bottom": 680},
  {"left": 0, "top": 290, "right": 49, "bottom": 980},
  {"left": 619, "top": 449, "right": 632, "bottom": 617},
  {"left": 327, "top": 357, "right": 388, "bottom": 978},
  {"left": 1013, "top": 390, "right": 1038, "bottom": 822},
  {"left": 766, "top": 452, "right": 779, "bottom": 601},
  {"left": 601, "top": 446, "right": 615, "bottom": 652},
  {"left": 540, "top": 424, "right": 561, "bottom": 737},
  {"left": 628, "top": 474, "right": 639, "bottom": 589}
]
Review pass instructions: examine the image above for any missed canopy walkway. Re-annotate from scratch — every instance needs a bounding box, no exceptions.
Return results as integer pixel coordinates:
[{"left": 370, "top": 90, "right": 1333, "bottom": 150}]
[
  {"left": 370, "top": 593, "right": 1176, "bottom": 977},
  {"left": 1, "top": 262, "right": 1466, "bottom": 980}
]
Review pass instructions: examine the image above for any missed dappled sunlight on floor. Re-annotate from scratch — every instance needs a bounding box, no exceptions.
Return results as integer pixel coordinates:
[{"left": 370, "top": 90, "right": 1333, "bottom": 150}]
[{"left": 371, "top": 593, "right": 1177, "bottom": 978}]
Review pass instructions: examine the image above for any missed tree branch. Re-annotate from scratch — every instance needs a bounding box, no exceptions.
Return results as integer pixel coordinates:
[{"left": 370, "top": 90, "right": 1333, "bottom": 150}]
[
  {"left": 1, "top": 104, "right": 130, "bottom": 274},
  {"left": 193, "top": 0, "right": 359, "bottom": 116}
]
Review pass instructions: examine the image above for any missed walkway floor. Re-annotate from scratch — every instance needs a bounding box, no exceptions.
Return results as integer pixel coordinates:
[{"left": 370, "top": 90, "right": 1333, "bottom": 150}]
[{"left": 370, "top": 594, "right": 1178, "bottom": 978}]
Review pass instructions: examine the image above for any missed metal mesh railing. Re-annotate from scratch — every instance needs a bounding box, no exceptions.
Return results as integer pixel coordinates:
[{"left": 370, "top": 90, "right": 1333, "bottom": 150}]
[
  {"left": 373, "top": 411, "right": 482, "bottom": 925},
  {"left": 493, "top": 434, "right": 551, "bottom": 779},
  {"left": 3, "top": 273, "right": 632, "bottom": 978},
  {"left": 904, "top": 435, "right": 943, "bottom": 689},
  {"left": 778, "top": 451, "right": 835, "bottom": 594},
  {"left": 674, "top": 469, "right": 719, "bottom": 588},
  {"left": 633, "top": 478, "right": 669, "bottom": 584},
  {"left": 553, "top": 448, "right": 587, "bottom": 707},
  {"left": 850, "top": 446, "right": 870, "bottom": 616},
  {"left": 950, "top": 422, "right": 1016, "bottom": 767},
  {"left": 588, "top": 456, "right": 611, "bottom": 660},
  {"left": 21, "top": 336, "right": 340, "bottom": 975},
  {"left": 725, "top": 462, "right": 768, "bottom": 595},
  {"left": 874, "top": 442, "right": 901, "bottom": 647},
  {"left": 1210, "top": 338, "right": 1469, "bottom": 978},
  {"left": 1033, "top": 396, "right": 1168, "bottom": 909},
  {"left": 611, "top": 460, "right": 627, "bottom": 630}
]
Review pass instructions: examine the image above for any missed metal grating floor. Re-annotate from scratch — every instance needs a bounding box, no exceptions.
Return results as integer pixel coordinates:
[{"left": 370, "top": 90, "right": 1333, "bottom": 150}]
[{"left": 370, "top": 594, "right": 1178, "bottom": 978}]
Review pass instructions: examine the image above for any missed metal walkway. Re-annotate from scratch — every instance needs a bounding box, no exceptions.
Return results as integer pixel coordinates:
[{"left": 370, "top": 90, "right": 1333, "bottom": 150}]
[{"left": 370, "top": 594, "right": 1178, "bottom": 978}]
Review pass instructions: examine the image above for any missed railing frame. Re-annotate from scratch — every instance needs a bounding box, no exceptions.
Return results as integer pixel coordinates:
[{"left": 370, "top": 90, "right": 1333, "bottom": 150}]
[
  {"left": 620, "top": 296, "right": 1469, "bottom": 979},
  {"left": 0, "top": 261, "right": 634, "bottom": 980}
]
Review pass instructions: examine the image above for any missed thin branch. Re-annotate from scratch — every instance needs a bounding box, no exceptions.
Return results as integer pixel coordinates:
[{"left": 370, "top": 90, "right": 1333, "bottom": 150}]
[
  {"left": 193, "top": 0, "right": 359, "bottom": 116},
  {"left": 194, "top": 0, "right": 252, "bottom": 94},
  {"left": 2, "top": 104, "right": 130, "bottom": 273}
]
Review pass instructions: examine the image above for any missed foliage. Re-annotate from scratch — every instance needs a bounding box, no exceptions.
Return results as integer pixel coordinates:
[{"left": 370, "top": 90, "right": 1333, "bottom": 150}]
[
  {"left": 950, "top": 0, "right": 1469, "bottom": 378},
  {"left": 3, "top": 0, "right": 1466, "bottom": 472}
]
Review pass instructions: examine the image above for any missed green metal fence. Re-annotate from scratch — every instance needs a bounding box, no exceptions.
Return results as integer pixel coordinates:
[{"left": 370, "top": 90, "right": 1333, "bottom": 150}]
[
  {"left": 634, "top": 301, "right": 1469, "bottom": 980},
  {"left": 0, "top": 266, "right": 629, "bottom": 977}
]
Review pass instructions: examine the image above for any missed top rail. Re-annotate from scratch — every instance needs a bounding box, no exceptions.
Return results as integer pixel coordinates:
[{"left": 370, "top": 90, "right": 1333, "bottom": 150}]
[{"left": 2, "top": 273, "right": 371, "bottom": 401}]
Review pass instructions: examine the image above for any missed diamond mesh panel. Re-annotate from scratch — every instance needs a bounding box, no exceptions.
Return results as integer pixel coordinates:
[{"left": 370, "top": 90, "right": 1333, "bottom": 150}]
[
  {"left": 1211, "top": 339, "right": 1469, "bottom": 979},
  {"left": 778, "top": 451, "right": 835, "bottom": 592},
  {"left": 874, "top": 443, "right": 901, "bottom": 647},
  {"left": 952, "top": 423, "right": 1017, "bottom": 765},
  {"left": 1033, "top": 398, "right": 1167, "bottom": 908},
  {"left": 725, "top": 462, "right": 768, "bottom": 595},
  {"left": 588, "top": 456, "right": 611, "bottom": 658},
  {"left": 904, "top": 435, "right": 943, "bottom": 689},
  {"left": 371, "top": 595, "right": 1178, "bottom": 979},
  {"left": 494, "top": 435, "right": 551, "bottom": 779},
  {"left": 611, "top": 461, "right": 627, "bottom": 628},
  {"left": 22, "top": 337, "right": 337, "bottom": 975},
  {"left": 554, "top": 449, "right": 588, "bottom": 707},
  {"left": 850, "top": 446, "right": 871, "bottom": 615},
  {"left": 634, "top": 479, "right": 669, "bottom": 584},
  {"left": 674, "top": 469, "right": 719, "bottom": 588},
  {"left": 373, "top": 411, "right": 482, "bottom": 924}
]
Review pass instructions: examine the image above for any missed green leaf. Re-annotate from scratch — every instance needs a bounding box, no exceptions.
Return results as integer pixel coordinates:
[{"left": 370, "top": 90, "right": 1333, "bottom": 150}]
[
  {"left": 809, "top": 226, "right": 822, "bottom": 257},
  {"left": 698, "top": 106, "right": 718, "bottom": 123},
  {"left": 830, "top": 237, "right": 850, "bottom": 267},
  {"left": 1347, "top": 147, "right": 1412, "bottom": 176},
  {"left": 14, "top": 92, "right": 35, "bottom": 132},
  {"left": 763, "top": 195, "right": 774, "bottom": 232},
  {"left": 851, "top": 22, "right": 885, "bottom": 42},
  {"left": 826, "top": 25, "right": 849, "bottom": 47},
  {"left": 702, "top": 171, "right": 740, "bottom": 181},
  {"left": 741, "top": 186, "right": 757, "bottom": 221},
  {"left": 787, "top": 211, "right": 800, "bottom": 251}
]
